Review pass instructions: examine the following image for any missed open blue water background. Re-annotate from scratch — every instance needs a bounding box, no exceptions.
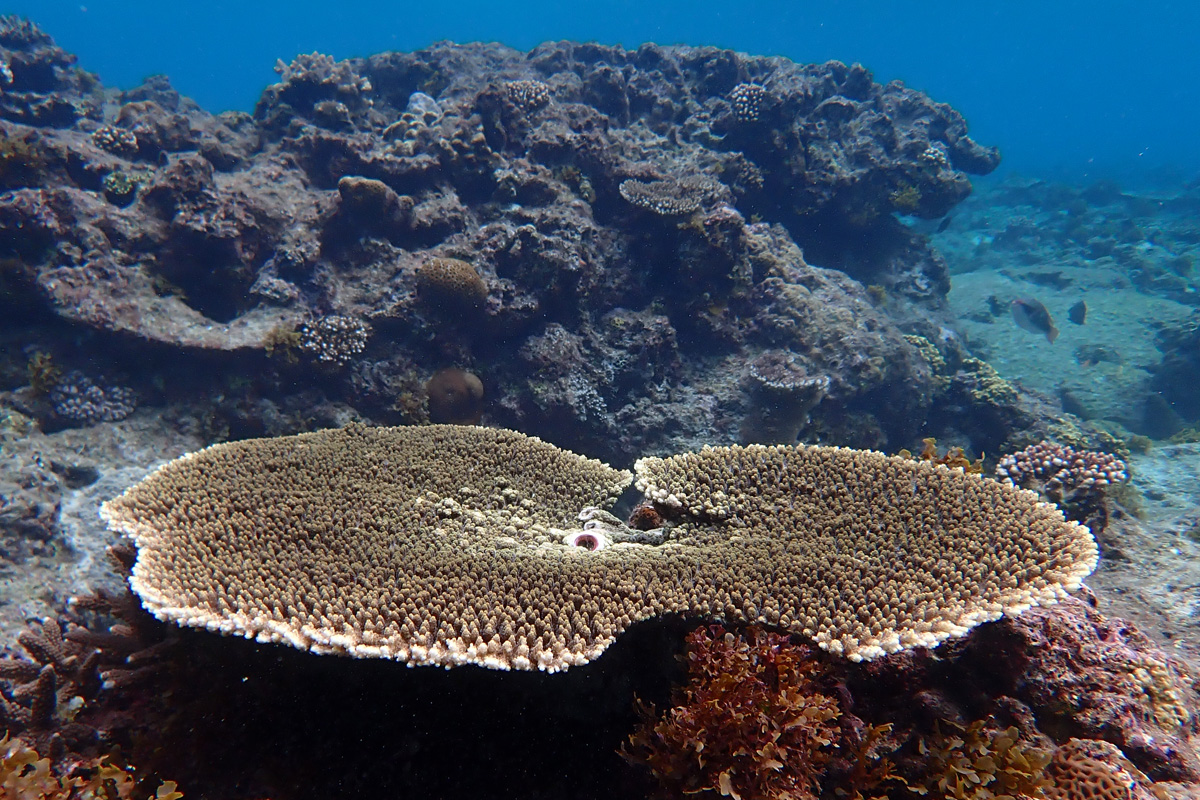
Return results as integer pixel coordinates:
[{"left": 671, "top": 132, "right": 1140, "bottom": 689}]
[{"left": 11, "top": 2, "right": 1200, "bottom": 182}]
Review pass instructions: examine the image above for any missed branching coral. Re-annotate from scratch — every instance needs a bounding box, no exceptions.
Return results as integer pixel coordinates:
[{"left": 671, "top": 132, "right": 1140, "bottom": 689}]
[
  {"left": 505, "top": 79, "right": 551, "bottom": 113},
  {"left": 728, "top": 82, "right": 766, "bottom": 123},
  {"left": 47, "top": 370, "right": 138, "bottom": 425},
  {"left": 297, "top": 314, "right": 372, "bottom": 365},
  {"left": 995, "top": 442, "right": 1128, "bottom": 507}
]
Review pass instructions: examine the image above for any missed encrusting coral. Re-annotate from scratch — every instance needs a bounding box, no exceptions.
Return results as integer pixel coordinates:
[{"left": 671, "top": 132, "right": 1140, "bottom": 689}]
[
  {"left": 618, "top": 176, "right": 715, "bottom": 216},
  {"left": 100, "top": 425, "right": 1097, "bottom": 671}
]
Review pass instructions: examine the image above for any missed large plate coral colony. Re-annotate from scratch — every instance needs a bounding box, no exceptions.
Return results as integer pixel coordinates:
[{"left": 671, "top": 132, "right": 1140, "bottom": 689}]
[{"left": 0, "top": 15, "right": 1196, "bottom": 800}]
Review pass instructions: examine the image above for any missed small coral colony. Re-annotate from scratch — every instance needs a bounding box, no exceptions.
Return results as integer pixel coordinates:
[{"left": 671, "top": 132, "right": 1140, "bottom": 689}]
[{"left": 0, "top": 15, "right": 1190, "bottom": 800}]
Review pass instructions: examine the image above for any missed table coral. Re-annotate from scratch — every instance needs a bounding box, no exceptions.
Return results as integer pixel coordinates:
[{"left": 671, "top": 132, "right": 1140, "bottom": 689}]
[{"left": 101, "top": 426, "right": 1095, "bottom": 671}]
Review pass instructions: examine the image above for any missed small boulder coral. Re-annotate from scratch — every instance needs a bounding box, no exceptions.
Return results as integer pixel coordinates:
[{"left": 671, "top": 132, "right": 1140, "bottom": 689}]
[
  {"left": 425, "top": 367, "right": 484, "bottom": 424},
  {"left": 416, "top": 257, "right": 488, "bottom": 314}
]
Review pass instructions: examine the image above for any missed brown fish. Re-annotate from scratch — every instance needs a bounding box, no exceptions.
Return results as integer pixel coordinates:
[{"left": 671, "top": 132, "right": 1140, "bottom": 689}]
[
  {"left": 1011, "top": 298, "right": 1059, "bottom": 343},
  {"left": 1068, "top": 300, "right": 1087, "bottom": 325}
]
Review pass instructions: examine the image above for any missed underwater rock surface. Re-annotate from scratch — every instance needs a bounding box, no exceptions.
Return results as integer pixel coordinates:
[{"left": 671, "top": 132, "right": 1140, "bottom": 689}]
[{"left": 0, "top": 22, "right": 1013, "bottom": 465}]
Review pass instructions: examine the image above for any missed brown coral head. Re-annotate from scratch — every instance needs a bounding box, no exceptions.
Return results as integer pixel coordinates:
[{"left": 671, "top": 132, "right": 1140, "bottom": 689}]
[
  {"left": 416, "top": 257, "right": 488, "bottom": 314},
  {"left": 627, "top": 503, "right": 665, "bottom": 531},
  {"left": 426, "top": 367, "right": 484, "bottom": 425},
  {"left": 337, "top": 175, "right": 400, "bottom": 214}
]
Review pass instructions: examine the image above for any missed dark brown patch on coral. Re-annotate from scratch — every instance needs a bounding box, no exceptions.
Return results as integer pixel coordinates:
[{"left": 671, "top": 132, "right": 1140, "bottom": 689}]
[
  {"left": 627, "top": 503, "right": 664, "bottom": 531},
  {"left": 425, "top": 367, "right": 484, "bottom": 424}
]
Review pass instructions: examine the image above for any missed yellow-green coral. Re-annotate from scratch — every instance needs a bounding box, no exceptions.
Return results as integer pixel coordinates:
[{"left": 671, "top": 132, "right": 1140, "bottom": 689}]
[
  {"left": 1130, "top": 656, "right": 1192, "bottom": 734},
  {"left": 263, "top": 324, "right": 301, "bottom": 363},
  {"left": 897, "top": 437, "right": 984, "bottom": 474},
  {"left": 890, "top": 184, "right": 922, "bottom": 214},
  {"left": 960, "top": 357, "right": 1019, "bottom": 406},
  {"left": 904, "top": 334, "right": 950, "bottom": 392},
  {"left": 0, "top": 130, "right": 45, "bottom": 188},
  {"left": 26, "top": 351, "right": 60, "bottom": 396}
]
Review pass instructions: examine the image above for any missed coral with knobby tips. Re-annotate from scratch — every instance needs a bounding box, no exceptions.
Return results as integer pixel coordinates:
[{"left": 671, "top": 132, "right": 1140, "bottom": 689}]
[{"left": 99, "top": 425, "right": 1097, "bottom": 672}]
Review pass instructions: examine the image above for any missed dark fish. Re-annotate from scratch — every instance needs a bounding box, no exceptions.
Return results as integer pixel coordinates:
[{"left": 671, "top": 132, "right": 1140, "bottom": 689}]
[
  {"left": 936, "top": 215, "right": 953, "bottom": 233},
  {"left": 1068, "top": 300, "right": 1087, "bottom": 325},
  {"left": 1011, "top": 298, "right": 1059, "bottom": 343}
]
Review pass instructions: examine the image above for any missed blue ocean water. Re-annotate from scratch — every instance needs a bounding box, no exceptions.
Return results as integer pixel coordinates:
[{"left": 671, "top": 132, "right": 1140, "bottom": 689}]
[{"left": 16, "top": 0, "right": 1200, "bottom": 182}]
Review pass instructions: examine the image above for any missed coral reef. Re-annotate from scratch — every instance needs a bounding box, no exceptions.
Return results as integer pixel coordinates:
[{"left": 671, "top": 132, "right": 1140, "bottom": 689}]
[
  {"left": 0, "top": 23, "right": 1009, "bottom": 464},
  {"left": 102, "top": 425, "right": 1095, "bottom": 670},
  {"left": 8, "top": 19, "right": 1190, "bottom": 800},
  {"left": 626, "top": 605, "right": 1200, "bottom": 800},
  {"left": 996, "top": 441, "right": 1128, "bottom": 527}
]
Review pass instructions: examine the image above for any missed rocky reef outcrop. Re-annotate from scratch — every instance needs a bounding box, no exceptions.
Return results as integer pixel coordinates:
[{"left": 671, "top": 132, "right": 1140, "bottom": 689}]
[{"left": 0, "top": 18, "right": 1006, "bottom": 465}]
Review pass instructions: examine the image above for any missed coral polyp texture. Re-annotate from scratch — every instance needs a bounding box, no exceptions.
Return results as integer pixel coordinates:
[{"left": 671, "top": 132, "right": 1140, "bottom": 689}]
[
  {"left": 296, "top": 314, "right": 372, "bottom": 365},
  {"left": 504, "top": 79, "right": 551, "bottom": 112},
  {"left": 101, "top": 425, "right": 1096, "bottom": 671},
  {"left": 618, "top": 176, "right": 714, "bottom": 216},
  {"left": 728, "top": 82, "right": 766, "bottom": 122},
  {"left": 996, "top": 442, "right": 1129, "bottom": 506},
  {"left": 634, "top": 442, "right": 1098, "bottom": 661},
  {"left": 415, "top": 256, "right": 488, "bottom": 313},
  {"left": 47, "top": 370, "right": 138, "bottom": 425}
]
